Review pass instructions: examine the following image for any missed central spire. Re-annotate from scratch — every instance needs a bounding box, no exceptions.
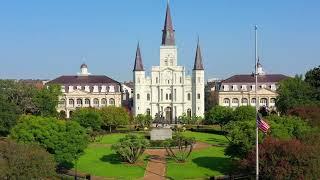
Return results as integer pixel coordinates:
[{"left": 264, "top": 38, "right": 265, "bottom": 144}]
[{"left": 161, "top": 1, "right": 175, "bottom": 46}]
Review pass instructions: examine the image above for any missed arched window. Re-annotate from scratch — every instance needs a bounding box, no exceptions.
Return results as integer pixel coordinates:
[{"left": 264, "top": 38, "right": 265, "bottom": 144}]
[
  {"left": 270, "top": 98, "right": 276, "bottom": 103},
  {"left": 146, "top": 108, "right": 151, "bottom": 116},
  {"left": 76, "top": 98, "right": 82, "bottom": 105},
  {"left": 69, "top": 99, "right": 74, "bottom": 107},
  {"left": 242, "top": 98, "right": 248, "bottom": 104},
  {"left": 187, "top": 93, "right": 191, "bottom": 101},
  {"left": 260, "top": 98, "right": 268, "bottom": 106},
  {"left": 147, "top": 94, "right": 150, "bottom": 101},
  {"left": 101, "top": 98, "right": 107, "bottom": 105},
  {"left": 93, "top": 98, "right": 99, "bottom": 106},
  {"left": 223, "top": 98, "right": 230, "bottom": 106},
  {"left": 197, "top": 93, "right": 200, "bottom": 99},
  {"left": 232, "top": 98, "right": 239, "bottom": 107},
  {"left": 251, "top": 98, "right": 256, "bottom": 104},
  {"left": 85, "top": 98, "right": 90, "bottom": 105},
  {"left": 109, "top": 98, "right": 115, "bottom": 106},
  {"left": 137, "top": 94, "right": 140, "bottom": 100}
]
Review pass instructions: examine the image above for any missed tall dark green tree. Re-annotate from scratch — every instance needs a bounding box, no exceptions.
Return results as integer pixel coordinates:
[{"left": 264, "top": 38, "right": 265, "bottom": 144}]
[
  {"left": 0, "top": 95, "right": 20, "bottom": 136},
  {"left": 276, "top": 76, "right": 316, "bottom": 113},
  {"left": 305, "top": 65, "right": 320, "bottom": 100},
  {"left": 33, "top": 84, "right": 61, "bottom": 117},
  {"left": 205, "top": 106, "right": 233, "bottom": 128}
]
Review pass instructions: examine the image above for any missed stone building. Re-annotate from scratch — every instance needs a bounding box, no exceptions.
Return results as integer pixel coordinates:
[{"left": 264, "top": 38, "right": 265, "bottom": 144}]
[
  {"left": 47, "top": 64, "right": 122, "bottom": 118},
  {"left": 214, "top": 62, "right": 288, "bottom": 110},
  {"left": 133, "top": 2, "right": 205, "bottom": 122}
]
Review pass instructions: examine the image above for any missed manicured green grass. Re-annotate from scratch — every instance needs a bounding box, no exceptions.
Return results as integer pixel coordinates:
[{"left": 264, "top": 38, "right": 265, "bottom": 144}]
[
  {"left": 76, "top": 133, "right": 147, "bottom": 179},
  {"left": 166, "top": 146, "right": 232, "bottom": 180},
  {"left": 97, "top": 132, "right": 146, "bottom": 144},
  {"left": 182, "top": 131, "right": 229, "bottom": 146}
]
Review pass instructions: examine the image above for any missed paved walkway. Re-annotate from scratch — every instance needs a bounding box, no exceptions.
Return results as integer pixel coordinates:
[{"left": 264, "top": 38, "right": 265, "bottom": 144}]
[
  {"left": 143, "top": 142, "right": 211, "bottom": 180},
  {"left": 143, "top": 149, "right": 167, "bottom": 180}
]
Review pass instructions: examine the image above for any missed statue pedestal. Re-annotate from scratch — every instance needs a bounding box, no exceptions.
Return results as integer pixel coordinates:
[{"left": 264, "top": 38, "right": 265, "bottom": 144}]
[{"left": 150, "top": 128, "right": 172, "bottom": 141}]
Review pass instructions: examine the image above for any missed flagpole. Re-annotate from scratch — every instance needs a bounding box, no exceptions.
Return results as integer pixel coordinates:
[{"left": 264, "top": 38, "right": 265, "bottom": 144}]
[{"left": 254, "top": 25, "right": 259, "bottom": 180}]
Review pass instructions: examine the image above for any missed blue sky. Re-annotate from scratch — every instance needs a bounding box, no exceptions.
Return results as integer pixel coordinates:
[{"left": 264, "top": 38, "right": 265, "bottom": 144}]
[{"left": 0, "top": 0, "right": 319, "bottom": 82}]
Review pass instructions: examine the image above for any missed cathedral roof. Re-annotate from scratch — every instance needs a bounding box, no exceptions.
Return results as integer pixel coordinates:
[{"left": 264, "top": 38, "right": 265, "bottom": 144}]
[
  {"left": 222, "top": 74, "right": 289, "bottom": 84},
  {"left": 161, "top": 2, "right": 175, "bottom": 46},
  {"left": 48, "top": 75, "right": 120, "bottom": 85},
  {"left": 133, "top": 43, "right": 144, "bottom": 71},
  {"left": 193, "top": 40, "right": 204, "bottom": 70}
]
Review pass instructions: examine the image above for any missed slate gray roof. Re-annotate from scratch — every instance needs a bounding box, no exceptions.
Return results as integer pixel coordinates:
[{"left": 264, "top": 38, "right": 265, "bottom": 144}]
[
  {"left": 133, "top": 43, "right": 144, "bottom": 71},
  {"left": 48, "top": 75, "right": 120, "bottom": 85},
  {"left": 222, "top": 74, "right": 289, "bottom": 84},
  {"left": 193, "top": 41, "right": 204, "bottom": 70},
  {"left": 161, "top": 3, "right": 175, "bottom": 46}
]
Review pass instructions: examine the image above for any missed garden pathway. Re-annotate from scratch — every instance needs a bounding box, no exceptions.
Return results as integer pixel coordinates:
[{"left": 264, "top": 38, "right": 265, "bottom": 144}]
[
  {"left": 143, "top": 142, "right": 211, "bottom": 180},
  {"left": 144, "top": 149, "right": 167, "bottom": 180}
]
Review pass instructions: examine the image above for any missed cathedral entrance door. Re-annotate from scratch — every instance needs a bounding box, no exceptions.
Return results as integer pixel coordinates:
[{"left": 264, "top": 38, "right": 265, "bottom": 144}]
[{"left": 165, "top": 107, "right": 172, "bottom": 124}]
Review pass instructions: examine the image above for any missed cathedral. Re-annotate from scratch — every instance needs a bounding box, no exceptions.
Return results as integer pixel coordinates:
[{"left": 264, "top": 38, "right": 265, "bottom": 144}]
[{"left": 133, "top": 2, "right": 205, "bottom": 122}]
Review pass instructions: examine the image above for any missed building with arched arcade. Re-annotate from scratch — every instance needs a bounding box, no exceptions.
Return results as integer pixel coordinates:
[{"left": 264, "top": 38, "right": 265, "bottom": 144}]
[
  {"left": 47, "top": 64, "right": 122, "bottom": 118},
  {"left": 213, "top": 62, "right": 289, "bottom": 110}
]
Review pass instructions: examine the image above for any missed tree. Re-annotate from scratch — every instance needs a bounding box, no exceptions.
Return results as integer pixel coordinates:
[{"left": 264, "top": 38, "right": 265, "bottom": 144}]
[
  {"left": 276, "top": 76, "right": 316, "bottom": 114},
  {"left": 224, "top": 120, "right": 262, "bottom": 159},
  {"left": 100, "top": 106, "right": 129, "bottom": 132},
  {"left": 288, "top": 105, "right": 320, "bottom": 127},
  {"left": 305, "top": 65, "right": 320, "bottom": 100},
  {"left": 0, "top": 139, "right": 56, "bottom": 179},
  {"left": 178, "top": 113, "right": 191, "bottom": 124},
  {"left": 267, "top": 115, "right": 311, "bottom": 140},
  {"left": 240, "top": 137, "right": 320, "bottom": 179},
  {"left": 0, "top": 95, "right": 20, "bottom": 136},
  {"left": 71, "top": 108, "right": 103, "bottom": 131},
  {"left": 232, "top": 106, "right": 256, "bottom": 122},
  {"left": 33, "top": 84, "right": 61, "bottom": 117},
  {"left": 111, "top": 134, "right": 149, "bottom": 164},
  {"left": 205, "top": 106, "right": 233, "bottom": 128},
  {"left": 10, "top": 115, "right": 89, "bottom": 167},
  {"left": 134, "top": 114, "right": 152, "bottom": 128},
  {"left": 0, "top": 80, "right": 37, "bottom": 114},
  {"left": 164, "top": 133, "right": 196, "bottom": 162}
]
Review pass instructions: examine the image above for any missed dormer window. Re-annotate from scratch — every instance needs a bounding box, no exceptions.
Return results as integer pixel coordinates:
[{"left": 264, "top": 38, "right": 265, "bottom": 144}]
[
  {"left": 223, "top": 85, "right": 229, "bottom": 91},
  {"left": 232, "top": 85, "right": 238, "bottom": 91},
  {"left": 76, "top": 86, "right": 81, "bottom": 90},
  {"left": 270, "top": 84, "right": 276, "bottom": 91},
  {"left": 241, "top": 85, "right": 247, "bottom": 91},
  {"left": 109, "top": 85, "right": 115, "bottom": 93}
]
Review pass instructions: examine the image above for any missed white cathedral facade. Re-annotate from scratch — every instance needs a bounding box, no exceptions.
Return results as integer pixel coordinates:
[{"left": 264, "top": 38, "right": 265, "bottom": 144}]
[{"left": 133, "top": 3, "right": 205, "bottom": 123}]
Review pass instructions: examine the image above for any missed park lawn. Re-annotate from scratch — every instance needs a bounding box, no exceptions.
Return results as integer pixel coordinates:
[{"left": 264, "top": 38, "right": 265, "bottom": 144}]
[
  {"left": 77, "top": 145, "right": 146, "bottom": 179},
  {"left": 182, "top": 131, "right": 229, "bottom": 146},
  {"left": 166, "top": 146, "right": 232, "bottom": 180},
  {"left": 97, "top": 132, "right": 146, "bottom": 144},
  {"left": 76, "top": 133, "right": 148, "bottom": 179}
]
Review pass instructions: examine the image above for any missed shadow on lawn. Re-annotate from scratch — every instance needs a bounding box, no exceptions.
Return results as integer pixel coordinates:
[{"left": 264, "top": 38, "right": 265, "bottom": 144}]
[
  {"left": 100, "top": 154, "right": 122, "bottom": 164},
  {"left": 206, "top": 137, "right": 228, "bottom": 146},
  {"left": 192, "top": 156, "right": 232, "bottom": 174}
]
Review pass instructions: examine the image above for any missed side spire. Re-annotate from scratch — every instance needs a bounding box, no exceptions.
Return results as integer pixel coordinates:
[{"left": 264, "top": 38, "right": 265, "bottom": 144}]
[
  {"left": 161, "top": 1, "right": 175, "bottom": 46},
  {"left": 133, "top": 42, "right": 144, "bottom": 71},
  {"left": 193, "top": 38, "right": 204, "bottom": 70}
]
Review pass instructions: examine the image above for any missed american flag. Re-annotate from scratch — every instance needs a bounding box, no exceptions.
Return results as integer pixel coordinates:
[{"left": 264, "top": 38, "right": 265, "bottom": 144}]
[{"left": 257, "top": 114, "right": 270, "bottom": 133}]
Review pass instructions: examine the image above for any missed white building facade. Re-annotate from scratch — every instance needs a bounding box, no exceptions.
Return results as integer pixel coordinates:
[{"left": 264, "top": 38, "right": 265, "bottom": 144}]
[
  {"left": 48, "top": 64, "right": 122, "bottom": 118},
  {"left": 133, "top": 3, "right": 205, "bottom": 122}
]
